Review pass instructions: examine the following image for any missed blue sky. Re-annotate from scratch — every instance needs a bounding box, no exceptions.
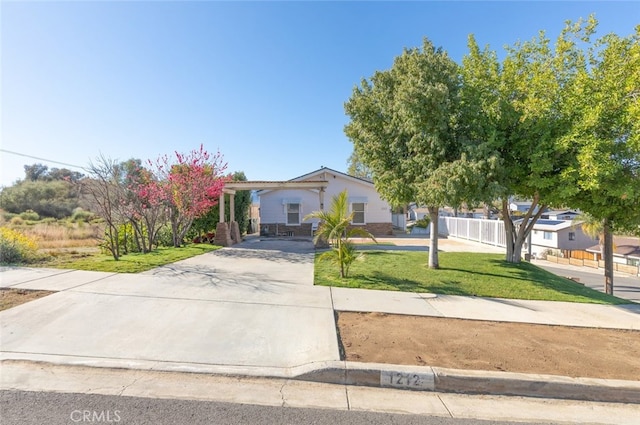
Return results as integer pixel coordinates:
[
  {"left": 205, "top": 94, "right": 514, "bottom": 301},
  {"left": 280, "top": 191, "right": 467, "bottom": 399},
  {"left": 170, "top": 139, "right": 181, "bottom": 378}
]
[{"left": 1, "top": 1, "right": 638, "bottom": 186}]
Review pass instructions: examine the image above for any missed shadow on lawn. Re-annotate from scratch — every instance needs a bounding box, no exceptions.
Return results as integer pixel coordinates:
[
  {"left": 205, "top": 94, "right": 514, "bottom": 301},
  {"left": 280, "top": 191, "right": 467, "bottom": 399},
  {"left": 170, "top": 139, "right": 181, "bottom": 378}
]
[
  {"left": 348, "top": 252, "right": 624, "bottom": 303},
  {"left": 347, "top": 270, "right": 475, "bottom": 296},
  {"left": 440, "top": 258, "right": 624, "bottom": 304}
]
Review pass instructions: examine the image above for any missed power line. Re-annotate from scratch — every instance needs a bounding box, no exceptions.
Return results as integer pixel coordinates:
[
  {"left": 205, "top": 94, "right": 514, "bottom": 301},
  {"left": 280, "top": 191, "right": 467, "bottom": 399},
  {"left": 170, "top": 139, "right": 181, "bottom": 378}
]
[{"left": 0, "top": 148, "right": 87, "bottom": 171}]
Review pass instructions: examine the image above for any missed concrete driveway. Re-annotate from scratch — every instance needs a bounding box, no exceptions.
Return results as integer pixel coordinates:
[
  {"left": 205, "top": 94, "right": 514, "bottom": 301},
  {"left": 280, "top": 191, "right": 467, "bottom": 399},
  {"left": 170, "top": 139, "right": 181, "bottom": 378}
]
[{"left": 0, "top": 239, "right": 339, "bottom": 374}]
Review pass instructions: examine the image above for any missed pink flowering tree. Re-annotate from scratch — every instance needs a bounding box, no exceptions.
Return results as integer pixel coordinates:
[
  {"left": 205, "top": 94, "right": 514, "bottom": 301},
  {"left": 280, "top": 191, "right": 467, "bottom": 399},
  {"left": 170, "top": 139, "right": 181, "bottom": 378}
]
[
  {"left": 121, "top": 160, "right": 167, "bottom": 253},
  {"left": 147, "top": 145, "right": 228, "bottom": 247}
]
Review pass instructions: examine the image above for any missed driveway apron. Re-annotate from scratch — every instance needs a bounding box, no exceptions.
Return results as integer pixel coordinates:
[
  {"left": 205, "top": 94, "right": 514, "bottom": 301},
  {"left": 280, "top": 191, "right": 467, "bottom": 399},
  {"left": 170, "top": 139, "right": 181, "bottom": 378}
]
[{"left": 0, "top": 239, "right": 340, "bottom": 372}]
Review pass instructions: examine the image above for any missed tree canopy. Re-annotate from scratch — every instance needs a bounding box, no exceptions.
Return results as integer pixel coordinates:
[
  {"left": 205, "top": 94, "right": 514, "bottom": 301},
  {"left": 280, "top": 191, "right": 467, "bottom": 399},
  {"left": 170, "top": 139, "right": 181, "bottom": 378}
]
[
  {"left": 559, "top": 25, "right": 640, "bottom": 293},
  {"left": 344, "top": 17, "right": 639, "bottom": 283},
  {"left": 345, "top": 38, "right": 492, "bottom": 268},
  {"left": 0, "top": 163, "right": 85, "bottom": 218}
]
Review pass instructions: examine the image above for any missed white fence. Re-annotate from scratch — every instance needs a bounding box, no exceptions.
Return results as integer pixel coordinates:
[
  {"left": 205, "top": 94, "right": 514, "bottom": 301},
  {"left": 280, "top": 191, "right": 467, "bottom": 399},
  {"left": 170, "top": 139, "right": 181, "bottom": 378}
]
[
  {"left": 438, "top": 217, "right": 507, "bottom": 248},
  {"left": 392, "top": 213, "right": 406, "bottom": 230}
]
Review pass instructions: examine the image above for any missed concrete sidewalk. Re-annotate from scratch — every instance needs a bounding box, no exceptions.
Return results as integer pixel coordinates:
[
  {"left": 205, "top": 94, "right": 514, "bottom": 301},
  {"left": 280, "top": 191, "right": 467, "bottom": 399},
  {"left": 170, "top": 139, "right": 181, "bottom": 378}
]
[
  {"left": 3, "top": 361, "right": 639, "bottom": 425},
  {"left": 1, "top": 237, "right": 639, "bottom": 408}
]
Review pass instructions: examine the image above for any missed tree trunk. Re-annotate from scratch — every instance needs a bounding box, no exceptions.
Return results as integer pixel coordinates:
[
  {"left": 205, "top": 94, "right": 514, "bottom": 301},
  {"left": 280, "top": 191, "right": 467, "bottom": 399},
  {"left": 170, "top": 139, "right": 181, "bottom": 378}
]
[
  {"left": 603, "top": 218, "right": 614, "bottom": 295},
  {"left": 428, "top": 207, "right": 439, "bottom": 269},
  {"left": 502, "top": 196, "right": 546, "bottom": 264}
]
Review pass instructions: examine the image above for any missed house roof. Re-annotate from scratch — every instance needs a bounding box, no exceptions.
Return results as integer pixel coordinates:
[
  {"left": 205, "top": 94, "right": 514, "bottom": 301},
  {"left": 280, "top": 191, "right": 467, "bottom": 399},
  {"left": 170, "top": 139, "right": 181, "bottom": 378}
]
[
  {"left": 290, "top": 167, "right": 374, "bottom": 185},
  {"left": 544, "top": 209, "right": 579, "bottom": 216},
  {"left": 514, "top": 218, "right": 578, "bottom": 231},
  {"left": 226, "top": 180, "right": 328, "bottom": 191},
  {"left": 587, "top": 236, "right": 640, "bottom": 259},
  {"left": 257, "top": 167, "right": 374, "bottom": 195}
]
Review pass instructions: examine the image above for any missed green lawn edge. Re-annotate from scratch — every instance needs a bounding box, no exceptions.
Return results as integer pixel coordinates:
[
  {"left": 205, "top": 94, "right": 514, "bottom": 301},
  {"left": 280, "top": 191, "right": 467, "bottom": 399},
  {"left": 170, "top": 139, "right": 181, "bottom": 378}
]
[
  {"left": 314, "top": 250, "right": 629, "bottom": 305},
  {"left": 40, "top": 244, "right": 222, "bottom": 273}
]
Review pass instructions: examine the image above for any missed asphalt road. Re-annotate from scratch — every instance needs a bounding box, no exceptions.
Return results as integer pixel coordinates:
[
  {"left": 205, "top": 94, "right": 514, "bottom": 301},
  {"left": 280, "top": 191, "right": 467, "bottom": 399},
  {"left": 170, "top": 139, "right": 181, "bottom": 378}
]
[
  {"left": 0, "top": 390, "right": 548, "bottom": 425},
  {"left": 531, "top": 260, "right": 640, "bottom": 302}
]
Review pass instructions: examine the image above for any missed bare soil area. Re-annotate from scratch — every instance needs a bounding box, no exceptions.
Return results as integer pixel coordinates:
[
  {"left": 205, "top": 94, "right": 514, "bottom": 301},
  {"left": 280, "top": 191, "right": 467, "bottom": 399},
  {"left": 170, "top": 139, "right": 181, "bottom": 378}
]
[
  {"left": 1, "top": 288, "right": 54, "bottom": 311},
  {"left": 337, "top": 312, "right": 640, "bottom": 380}
]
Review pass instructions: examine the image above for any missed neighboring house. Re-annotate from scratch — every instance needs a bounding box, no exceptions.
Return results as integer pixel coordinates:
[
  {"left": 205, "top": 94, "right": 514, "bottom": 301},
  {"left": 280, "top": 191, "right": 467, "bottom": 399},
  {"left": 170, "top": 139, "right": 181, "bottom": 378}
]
[
  {"left": 248, "top": 203, "right": 260, "bottom": 234},
  {"left": 541, "top": 209, "right": 580, "bottom": 220},
  {"left": 586, "top": 236, "right": 640, "bottom": 267},
  {"left": 525, "top": 219, "right": 597, "bottom": 257},
  {"left": 509, "top": 201, "right": 546, "bottom": 214},
  {"left": 407, "top": 204, "right": 430, "bottom": 221},
  {"left": 258, "top": 167, "right": 393, "bottom": 237}
]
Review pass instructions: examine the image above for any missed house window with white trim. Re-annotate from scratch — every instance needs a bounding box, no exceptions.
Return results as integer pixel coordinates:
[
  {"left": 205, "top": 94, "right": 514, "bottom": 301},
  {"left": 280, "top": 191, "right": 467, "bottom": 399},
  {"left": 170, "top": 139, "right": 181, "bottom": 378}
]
[
  {"left": 286, "top": 203, "right": 300, "bottom": 225},
  {"left": 351, "top": 203, "right": 365, "bottom": 225},
  {"left": 543, "top": 231, "right": 553, "bottom": 240}
]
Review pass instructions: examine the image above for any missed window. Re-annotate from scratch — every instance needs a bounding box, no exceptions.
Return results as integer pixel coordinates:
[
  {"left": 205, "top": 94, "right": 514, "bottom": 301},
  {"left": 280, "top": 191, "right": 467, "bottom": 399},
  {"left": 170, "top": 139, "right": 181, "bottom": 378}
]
[
  {"left": 287, "top": 203, "right": 300, "bottom": 225},
  {"left": 568, "top": 232, "right": 576, "bottom": 241},
  {"left": 543, "top": 231, "right": 553, "bottom": 240},
  {"left": 352, "top": 203, "right": 365, "bottom": 224}
]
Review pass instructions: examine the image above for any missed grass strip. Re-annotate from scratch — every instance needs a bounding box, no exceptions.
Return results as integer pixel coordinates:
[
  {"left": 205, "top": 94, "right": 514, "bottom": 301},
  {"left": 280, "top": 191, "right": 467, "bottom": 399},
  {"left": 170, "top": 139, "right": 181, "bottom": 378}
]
[{"left": 315, "top": 250, "right": 627, "bottom": 304}]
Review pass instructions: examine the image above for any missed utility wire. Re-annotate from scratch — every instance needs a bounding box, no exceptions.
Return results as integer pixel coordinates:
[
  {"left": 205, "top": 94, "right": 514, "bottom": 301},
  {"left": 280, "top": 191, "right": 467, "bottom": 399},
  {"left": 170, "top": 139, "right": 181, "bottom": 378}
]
[{"left": 0, "top": 148, "right": 87, "bottom": 170}]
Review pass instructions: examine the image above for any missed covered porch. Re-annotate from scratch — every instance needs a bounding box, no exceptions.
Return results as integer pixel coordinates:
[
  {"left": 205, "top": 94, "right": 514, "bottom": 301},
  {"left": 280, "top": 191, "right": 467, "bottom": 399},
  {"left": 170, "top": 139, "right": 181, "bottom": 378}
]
[{"left": 214, "top": 180, "right": 328, "bottom": 246}]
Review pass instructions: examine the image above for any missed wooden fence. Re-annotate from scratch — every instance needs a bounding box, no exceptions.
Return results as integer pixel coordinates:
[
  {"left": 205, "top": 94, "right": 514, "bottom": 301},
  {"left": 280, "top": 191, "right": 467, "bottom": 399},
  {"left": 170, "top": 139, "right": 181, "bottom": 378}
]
[{"left": 547, "top": 254, "right": 639, "bottom": 276}]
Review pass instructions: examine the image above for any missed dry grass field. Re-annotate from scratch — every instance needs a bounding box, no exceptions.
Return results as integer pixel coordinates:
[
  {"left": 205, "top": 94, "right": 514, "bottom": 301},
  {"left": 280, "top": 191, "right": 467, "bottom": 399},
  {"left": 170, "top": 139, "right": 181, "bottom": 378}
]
[{"left": 0, "top": 215, "right": 103, "bottom": 251}]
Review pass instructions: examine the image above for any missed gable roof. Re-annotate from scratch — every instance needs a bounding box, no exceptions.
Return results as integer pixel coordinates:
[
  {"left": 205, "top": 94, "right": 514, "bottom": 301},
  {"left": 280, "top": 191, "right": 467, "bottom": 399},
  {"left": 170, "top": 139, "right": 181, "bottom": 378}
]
[
  {"left": 290, "top": 167, "right": 374, "bottom": 186},
  {"left": 587, "top": 236, "right": 640, "bottom": 259},
  {"left": 257, "top": 167, "right": 374, "bottom": 195}
]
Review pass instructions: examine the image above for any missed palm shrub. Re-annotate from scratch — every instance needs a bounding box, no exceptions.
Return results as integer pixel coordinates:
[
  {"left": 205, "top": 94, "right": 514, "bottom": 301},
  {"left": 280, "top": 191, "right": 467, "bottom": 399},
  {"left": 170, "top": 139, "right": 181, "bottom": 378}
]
[{"left": 304, "top": 190, "right": 376, "bottom": 278}]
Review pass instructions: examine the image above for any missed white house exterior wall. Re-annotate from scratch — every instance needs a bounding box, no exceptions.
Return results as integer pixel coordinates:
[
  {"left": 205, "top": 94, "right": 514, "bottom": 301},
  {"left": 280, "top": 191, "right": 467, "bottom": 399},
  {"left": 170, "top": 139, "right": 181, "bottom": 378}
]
[
  {"left": 259, "top": 189, "right": 320, "bottom": 225},
  {"left": 530, "top": 225, "right": 596, "bottom": 256},
  {"left": 259, "top": 169, "right": 392, "bottom": 236}
]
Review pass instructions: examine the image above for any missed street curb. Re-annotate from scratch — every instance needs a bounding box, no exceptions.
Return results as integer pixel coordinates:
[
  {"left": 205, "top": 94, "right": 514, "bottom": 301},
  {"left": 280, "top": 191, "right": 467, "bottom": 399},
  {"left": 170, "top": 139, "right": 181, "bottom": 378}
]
[
  {"left": 2, "top": 357, "right": 639, "bottom": 404},
  {"left": 294, "top": 361, "right": 640, "bottom": 404}
]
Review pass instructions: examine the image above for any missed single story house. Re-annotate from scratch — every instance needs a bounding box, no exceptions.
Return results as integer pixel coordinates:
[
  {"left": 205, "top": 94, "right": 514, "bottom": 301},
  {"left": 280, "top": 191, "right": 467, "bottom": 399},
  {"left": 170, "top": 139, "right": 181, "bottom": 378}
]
[
  {"left": 509, "top": 201, "right": 546, "bottom": 215},
  {"left": 541, "top": 209, "right": 580, "bottom": 220},
  {"left": 586, "top": 236, "right": 640, "bottom": 267},
  {"left": 524, "top": 219, "right": 597, "bottom": 257},
  {"left": 258, "top": 167, "right": 393, "bottom": 237}
]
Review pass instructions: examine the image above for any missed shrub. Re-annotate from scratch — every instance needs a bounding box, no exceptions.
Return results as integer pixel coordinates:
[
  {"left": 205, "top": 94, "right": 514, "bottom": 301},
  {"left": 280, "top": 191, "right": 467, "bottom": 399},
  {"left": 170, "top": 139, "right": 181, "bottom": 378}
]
[
  {"left": 415, "top": 216, "right": 431, "bottom": 229},
  {"left": 19, "top": 210, "right": 40, "bottom": 221},
  {"left": 2, "top": 212, "right": 17, "bottom": 222},
  {"left": 156, "top": 225, "right": 177, "bottom": 247},
  {"left": 10, "top": 216, "right": 24, "bottom": 226},
  {"left": 71, "top": 208, "right": 95, "bottom": 223},
  {"left": 0, "top": 227, "right": 39, "bottom": 264}
]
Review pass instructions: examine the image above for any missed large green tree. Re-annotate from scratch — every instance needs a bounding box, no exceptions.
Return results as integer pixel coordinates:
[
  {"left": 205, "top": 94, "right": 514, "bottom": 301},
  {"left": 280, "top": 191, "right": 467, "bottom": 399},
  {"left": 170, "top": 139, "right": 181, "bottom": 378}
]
[
  {"left": 561, "top": 25, "right": 640, "bottom": 294},
  {"left": 346, "top": 151, "right": 373, "bottom": 180},
  {"left": 345, "top": 38, "right": 488, "bottom": 269},
  {"left": 460, "top": 18, "right": 596, "bottom": 263}
]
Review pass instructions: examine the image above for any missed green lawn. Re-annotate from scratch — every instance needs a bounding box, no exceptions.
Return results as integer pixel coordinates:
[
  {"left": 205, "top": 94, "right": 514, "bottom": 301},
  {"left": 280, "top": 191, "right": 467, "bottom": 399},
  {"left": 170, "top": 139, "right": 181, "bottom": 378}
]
[
  {"left": 43, "top": 244, "right": 221, "bottom": 273},
  {"left": 315, "top": 251, "right": 628, "bottom": 304}
]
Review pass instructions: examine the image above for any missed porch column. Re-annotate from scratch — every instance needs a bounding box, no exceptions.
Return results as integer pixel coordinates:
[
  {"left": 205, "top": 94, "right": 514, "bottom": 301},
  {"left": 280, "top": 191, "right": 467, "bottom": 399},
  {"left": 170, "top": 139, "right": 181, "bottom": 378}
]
[
  {"left": 229, "top": 193, "right": 241, "bottom": 243},
  {"left": 230, "top": 193, "right": 235, "bottom": 223},
  {"left": 319, "top": 187, "right": 325, "bottom": 210},
  {"left": 219, "top": 193, "right": 225, "bottom": 223},
  {"left": 214, "top": 192, "right": 233, "bottom": 246}
]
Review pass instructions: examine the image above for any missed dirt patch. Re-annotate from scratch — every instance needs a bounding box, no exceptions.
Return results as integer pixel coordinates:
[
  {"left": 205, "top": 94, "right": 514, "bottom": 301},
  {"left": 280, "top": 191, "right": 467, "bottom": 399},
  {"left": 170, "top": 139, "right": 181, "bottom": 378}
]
[
  {"left": 1, "top": 288, "right": 55, "bottom": 311},
  {"left": 337, "top": 312, "right": 640, "bottom": 380}
]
